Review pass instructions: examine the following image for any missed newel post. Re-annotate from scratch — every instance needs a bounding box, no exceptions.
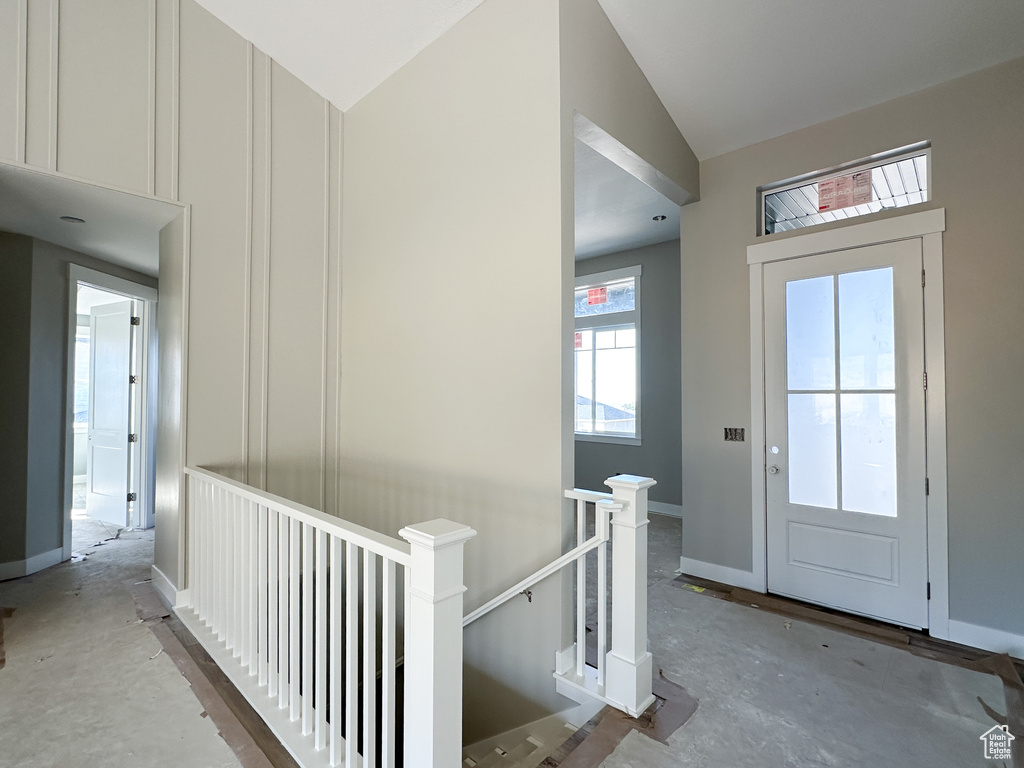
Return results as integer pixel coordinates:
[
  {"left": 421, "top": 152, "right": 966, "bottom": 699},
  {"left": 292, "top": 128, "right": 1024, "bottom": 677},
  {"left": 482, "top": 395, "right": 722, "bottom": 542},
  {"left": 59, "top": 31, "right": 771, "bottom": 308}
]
[
  {"left": 604, "top": 474, "right": 657, "bottom": 717},
  {"left": 399, "top": 519, "right": 477, "bottom": 768}
]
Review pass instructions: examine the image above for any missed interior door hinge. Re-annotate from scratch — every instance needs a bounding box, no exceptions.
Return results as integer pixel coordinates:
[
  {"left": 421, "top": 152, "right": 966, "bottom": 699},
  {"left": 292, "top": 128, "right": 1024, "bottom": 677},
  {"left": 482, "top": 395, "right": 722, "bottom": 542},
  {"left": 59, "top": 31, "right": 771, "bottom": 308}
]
[
  {"left": 128, "top": 433, "right": 137, "bottom": 443},
  {"left": 129, "top": 374, "right": 138, "bottom": 384},
  {"left": 127, "top": 492, "right": 137, "bottom": 503},
  {"left": 925, "top": 477, "right": 930, "bottom": 495},
  {"left": 922, "top": 269, "right": 926, "bottom": 288},
  {"left": 923, "top": 371, "right": 928, "bottom": 389},
  {"left": 130, "top": 316, "right": 141, "bottom": 326},
  {"left": 927, "top": 582, "right": 931, "bottom": 600}
]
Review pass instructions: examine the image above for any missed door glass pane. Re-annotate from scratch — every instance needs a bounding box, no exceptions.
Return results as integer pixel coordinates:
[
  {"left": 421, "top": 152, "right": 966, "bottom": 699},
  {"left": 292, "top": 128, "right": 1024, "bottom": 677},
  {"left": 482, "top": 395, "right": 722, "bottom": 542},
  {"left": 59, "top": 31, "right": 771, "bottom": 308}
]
[
  {"left": 788, "top": 393, "right": 837, "bottom": 509},
  {"left": 841, "top": 393, "right": 897, "bottom": 516},
  {"left": 839, "top": 268, "right": 895, "bottom": 389},
  {"left": 594, "top": 347, "right": 635, "bottom": 434},
  {"left": 786, "top": 275, "right": 835, "bottom": 390}
]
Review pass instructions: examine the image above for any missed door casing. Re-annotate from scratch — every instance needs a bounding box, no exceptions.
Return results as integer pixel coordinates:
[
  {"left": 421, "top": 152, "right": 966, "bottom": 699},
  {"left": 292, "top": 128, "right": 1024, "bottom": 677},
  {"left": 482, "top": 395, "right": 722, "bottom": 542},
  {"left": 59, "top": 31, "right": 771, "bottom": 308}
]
[{"left": 747, "top": 208, "right": 951, "bottom": 639}]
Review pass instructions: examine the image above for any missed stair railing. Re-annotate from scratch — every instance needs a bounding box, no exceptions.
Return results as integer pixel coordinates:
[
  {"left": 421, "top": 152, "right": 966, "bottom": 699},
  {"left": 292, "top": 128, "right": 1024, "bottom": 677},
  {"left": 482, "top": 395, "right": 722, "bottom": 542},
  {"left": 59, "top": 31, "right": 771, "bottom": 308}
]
[
  {"left": 179, "top": 466, "right": 475, "bottom": 768},
  {"left": 463, "top": 474, "right": 657, "bottom": 718}
]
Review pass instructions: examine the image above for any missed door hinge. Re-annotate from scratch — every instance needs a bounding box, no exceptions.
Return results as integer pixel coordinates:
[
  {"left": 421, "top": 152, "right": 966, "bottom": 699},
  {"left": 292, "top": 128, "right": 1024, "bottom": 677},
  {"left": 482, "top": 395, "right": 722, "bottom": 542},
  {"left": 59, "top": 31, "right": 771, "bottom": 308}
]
[
  {"left": 925, "top": 477, "right": 930, "bottom": 495},
  {"left": 923, "top": 371, "right": 928, "bottom": 389},
  {"left": 129, "top": 374, "right": 138, "bottom": 384},
  {"left": 128, "top": 433, "right": 137, "bottom": 443},
  {"left": 130, "top": 316, "right": 141, "bottom": 326},
  {"left": 922, "top": 269, "right": 926, "bottom": 288},
  {"left": 127, "top": 492, "right": 137, "bottom": 502},
  {"left": 927, "top": 582, "right": 931, "bottom": 600}
]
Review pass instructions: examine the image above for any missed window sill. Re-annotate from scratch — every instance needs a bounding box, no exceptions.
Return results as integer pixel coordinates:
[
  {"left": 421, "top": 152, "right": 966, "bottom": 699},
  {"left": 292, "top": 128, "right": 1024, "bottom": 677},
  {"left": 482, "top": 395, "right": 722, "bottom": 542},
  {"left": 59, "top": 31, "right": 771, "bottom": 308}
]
[{"left": 574, "top": 433, "right": 642, "bottom": 447}]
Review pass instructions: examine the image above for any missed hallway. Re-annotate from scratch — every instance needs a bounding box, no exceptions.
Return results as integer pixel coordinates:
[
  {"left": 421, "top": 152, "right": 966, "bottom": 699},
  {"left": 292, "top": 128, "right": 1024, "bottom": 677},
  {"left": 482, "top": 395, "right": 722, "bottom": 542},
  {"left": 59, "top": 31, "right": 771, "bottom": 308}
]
[{"left": 0, "top": 520, "right": 240, "bottom": 768}]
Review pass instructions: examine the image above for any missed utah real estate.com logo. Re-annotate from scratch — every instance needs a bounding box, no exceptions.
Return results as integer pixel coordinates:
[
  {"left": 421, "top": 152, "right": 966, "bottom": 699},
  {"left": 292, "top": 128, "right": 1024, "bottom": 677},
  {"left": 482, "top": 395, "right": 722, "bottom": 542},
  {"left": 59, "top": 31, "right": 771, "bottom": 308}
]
[{"left": 980, "top": 724, "right": 1015, "bottom": 761}]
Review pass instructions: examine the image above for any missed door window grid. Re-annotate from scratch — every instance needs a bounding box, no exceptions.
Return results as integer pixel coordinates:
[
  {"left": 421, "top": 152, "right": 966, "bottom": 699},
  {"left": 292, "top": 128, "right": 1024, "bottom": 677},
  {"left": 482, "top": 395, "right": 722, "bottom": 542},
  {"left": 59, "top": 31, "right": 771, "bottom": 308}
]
[{"left": 786, "top": 268, "right": 897, "bottom": 516}]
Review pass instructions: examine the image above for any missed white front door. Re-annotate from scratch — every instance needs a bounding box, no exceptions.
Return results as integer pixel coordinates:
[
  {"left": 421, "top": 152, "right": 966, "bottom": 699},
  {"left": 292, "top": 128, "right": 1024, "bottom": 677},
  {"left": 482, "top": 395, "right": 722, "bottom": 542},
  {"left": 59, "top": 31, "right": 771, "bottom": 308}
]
[
  {"left": 86, "top": 300, "right": 133, "bottom": 527},
  {"left": 764, "top": 238, "right": 928, "bottom": 628}
]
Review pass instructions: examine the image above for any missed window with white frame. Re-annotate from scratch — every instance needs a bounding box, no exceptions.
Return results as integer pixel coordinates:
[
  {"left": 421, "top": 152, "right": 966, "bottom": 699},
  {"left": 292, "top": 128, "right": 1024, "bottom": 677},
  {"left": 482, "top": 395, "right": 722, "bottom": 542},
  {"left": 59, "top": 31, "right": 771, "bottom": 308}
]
[
  {"left": 759, "top": 142, "right": 930, "bottom": 236},
  {"left": 574, "top": 266, "right": 640, "bottom": 443}
]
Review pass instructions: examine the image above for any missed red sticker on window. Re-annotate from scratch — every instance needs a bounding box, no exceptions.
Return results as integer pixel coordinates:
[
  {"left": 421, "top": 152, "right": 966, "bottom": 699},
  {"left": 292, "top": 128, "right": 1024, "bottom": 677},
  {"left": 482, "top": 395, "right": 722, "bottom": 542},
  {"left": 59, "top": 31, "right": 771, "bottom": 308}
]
[
  {"left": 574, "top": 332, "right": 582, "bottom": 349},
  {"left": 587, "top": 287, "right": 607, "bottom": 305}
]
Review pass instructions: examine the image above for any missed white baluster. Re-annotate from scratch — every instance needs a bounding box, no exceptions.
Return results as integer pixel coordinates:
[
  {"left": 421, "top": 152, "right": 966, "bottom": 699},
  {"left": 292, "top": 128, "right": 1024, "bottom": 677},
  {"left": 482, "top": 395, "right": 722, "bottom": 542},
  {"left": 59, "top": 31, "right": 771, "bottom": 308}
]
[
  {"left": 329, "top": 536, "right": 343, "bottom": 767},
  {"left": 399, "top": 519, "right": 476, "bottom": 768},
  {"left": 267, "top": 508, "right": 279, "bottom": 697},
  {"left": 289, "top": 517, "right": 301, "bottom": 718},
  {"left": 363, "top": 550, "right": 378, "bottom": 768},
  {"left": 278, "top": 512, "right": 289, "bottom": 709},
  {"left": 575, "top": 498, "right": 586, "bottom": 677},
  {"left": 381, "top": 558, "right": 397, "bottom": 768},
  {"left": 258, "top": 505, "right": 269, "bottom": 684},
  {"left": 595, "top": 500, "right": 614, "bottom": 688},
  {"left": 302, "top": 522, "right": 314, "bottom": 734},
  {"left": 604, "top": 474, "right": 656, "bottom": 717},
  {"left": 344, "top": 542, "right": 359, "bottom": 767},
  {"left": 315, "top": 529, "right": 328, "bottom": 750}
]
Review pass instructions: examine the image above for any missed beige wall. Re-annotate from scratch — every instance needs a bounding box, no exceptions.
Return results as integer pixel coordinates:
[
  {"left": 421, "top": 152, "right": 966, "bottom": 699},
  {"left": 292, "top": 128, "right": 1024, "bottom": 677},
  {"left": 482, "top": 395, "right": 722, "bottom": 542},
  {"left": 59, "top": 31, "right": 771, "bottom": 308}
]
[
  {"left": 559, "top": 0, "right": 699, "bottom": 202},
  {"left": 340, "top": 0, "right": 566, "bottom": 741},
  {"left": 680, "top": 57, "right": 1024, "bottom": 636},
  {"left": 0, "top": 0, "right": 344, "bottom": 586}
]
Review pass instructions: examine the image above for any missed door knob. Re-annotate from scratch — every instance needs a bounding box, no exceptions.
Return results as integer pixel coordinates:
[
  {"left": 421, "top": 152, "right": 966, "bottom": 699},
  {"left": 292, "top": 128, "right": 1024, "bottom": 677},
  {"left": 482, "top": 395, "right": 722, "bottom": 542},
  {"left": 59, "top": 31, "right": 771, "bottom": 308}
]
[{"left": 768, "top": 465, "right": 780, "bottom": 475}]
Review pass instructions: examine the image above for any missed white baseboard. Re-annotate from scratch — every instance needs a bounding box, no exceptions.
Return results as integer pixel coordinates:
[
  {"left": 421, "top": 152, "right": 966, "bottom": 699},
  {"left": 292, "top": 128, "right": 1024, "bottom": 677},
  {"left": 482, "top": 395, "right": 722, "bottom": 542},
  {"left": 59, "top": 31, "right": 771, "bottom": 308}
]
[
  {"left": 648, "top": 501, "right": 682, "bottom": 519},
  {"left": 947, "top": 619, "right": 1024, "bottom": 659},
  {"left": 0, "top": 547, "right": 64, "bottom": 581},
  {"left": 678, "top": 556, "right": 764, "bottom": 592},
  {"left": 151, "top": 565, "right": 179, "bottom": 606}
]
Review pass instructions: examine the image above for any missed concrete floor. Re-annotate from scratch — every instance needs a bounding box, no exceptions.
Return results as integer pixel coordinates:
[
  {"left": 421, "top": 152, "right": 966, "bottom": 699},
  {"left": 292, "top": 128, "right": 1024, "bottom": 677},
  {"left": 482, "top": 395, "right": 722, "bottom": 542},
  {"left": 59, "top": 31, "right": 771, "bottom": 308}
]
[
  {"left": 609, "top": 514, "right": 1006, "bottom": 768},
  {"left": 0, "top": 513, "right": 1008, "bottom": 768},
  {"left": 0, "top": 518, "right": 240, "bottom": 768}
]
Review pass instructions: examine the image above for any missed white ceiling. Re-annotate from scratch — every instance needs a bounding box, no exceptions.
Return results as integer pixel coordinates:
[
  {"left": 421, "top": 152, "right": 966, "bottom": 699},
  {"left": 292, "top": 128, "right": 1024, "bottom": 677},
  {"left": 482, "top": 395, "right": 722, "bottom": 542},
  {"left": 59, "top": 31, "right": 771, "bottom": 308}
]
[
  {"left": 196, "top": 0, "right": 1024, "bottom": 259},
  {"left": 599, "top": 0, "right": 1024, "bottom": 160},
  {"left": 193, "top": 0, "right": 487, "bottom": 112},
  {"left": 574, "top": 139, "right": 678, "bottom": 260},
  {"left": 0, "top": 163, "right": 181, "bottom": 277}
]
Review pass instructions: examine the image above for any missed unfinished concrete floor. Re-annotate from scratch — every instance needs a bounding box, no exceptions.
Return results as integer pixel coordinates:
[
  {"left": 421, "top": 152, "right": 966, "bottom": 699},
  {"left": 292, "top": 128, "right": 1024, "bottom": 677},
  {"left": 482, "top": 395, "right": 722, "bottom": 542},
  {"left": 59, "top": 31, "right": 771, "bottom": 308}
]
[
  {"left": 0, "top": 518, "right": 240, "bottom": 768},
  {"left": 0, "top": 513, "right": 1010, "bottom": 768},
  {"left": 611, "top": 514, "right": 1008, "bottom": 768}
]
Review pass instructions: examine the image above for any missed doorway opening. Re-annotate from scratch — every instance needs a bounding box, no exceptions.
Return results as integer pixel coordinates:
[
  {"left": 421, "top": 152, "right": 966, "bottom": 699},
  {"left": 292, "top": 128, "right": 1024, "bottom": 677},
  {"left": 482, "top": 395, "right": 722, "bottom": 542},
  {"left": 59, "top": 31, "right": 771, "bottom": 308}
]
[
  {"left": 747, "top": 209, "right": 951, "bottom": 638},
  {"left": 70, "top": 277, "right": 157, "bottom": 553}
]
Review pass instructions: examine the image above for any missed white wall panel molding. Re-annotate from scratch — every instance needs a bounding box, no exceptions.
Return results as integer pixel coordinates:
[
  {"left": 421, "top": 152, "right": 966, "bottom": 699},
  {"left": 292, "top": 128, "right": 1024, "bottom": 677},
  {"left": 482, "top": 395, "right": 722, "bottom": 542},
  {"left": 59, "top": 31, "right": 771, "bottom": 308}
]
[
  {"left": 24, "top": 0, "right": 57, "bottom": 168},
  {"left": 325, "top": 105, "right": 343, "bottom": 516},
  {"left": 320, "top": 99, "right": 330, "bottom": 512},
  {"left": 171, "top": 0, "right": 180, "bottom": 200},
  {"left": 148, "top": 0, "right": 157, "bottom": 195},
  {"left": 46, "top": 0, "right": 56, "bottom": 169},
  {"left": 241, "top": 41, "right": 254, "bottom": 485}
]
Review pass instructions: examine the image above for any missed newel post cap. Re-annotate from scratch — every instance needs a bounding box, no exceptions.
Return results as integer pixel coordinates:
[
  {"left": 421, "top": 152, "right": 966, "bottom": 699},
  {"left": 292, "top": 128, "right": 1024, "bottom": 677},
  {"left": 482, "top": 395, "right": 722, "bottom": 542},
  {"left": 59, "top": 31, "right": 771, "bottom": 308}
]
[
  {"left": 604, "top": 474, "right": 657, "bottom": 491},
  {"left": 399, "top": 518, "right": 477, "bottom": 549}
]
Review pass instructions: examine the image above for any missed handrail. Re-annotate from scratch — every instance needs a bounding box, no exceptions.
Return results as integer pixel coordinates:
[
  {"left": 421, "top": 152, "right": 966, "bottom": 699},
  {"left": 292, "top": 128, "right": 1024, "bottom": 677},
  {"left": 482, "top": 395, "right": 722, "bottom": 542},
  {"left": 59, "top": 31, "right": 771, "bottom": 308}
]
[
  {"left": 462, "top": 530, "right": 609, "bottom": 628},
  {"left": 565, "top": 488, "right": 612, "bottom": 504},
  {"left": 184, "top": 465, "right": 411, "bottom": 565}
]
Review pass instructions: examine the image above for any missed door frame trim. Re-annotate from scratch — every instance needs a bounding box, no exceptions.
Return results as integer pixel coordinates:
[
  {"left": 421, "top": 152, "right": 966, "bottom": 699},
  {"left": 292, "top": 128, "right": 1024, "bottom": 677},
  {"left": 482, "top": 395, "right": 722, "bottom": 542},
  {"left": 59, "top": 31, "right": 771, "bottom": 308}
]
[
  {"left": 65, "top": 265, "right": 158, "bottom": 559},
  {"left": 746, "top": 208, "right": 950, "bottom": 637}
]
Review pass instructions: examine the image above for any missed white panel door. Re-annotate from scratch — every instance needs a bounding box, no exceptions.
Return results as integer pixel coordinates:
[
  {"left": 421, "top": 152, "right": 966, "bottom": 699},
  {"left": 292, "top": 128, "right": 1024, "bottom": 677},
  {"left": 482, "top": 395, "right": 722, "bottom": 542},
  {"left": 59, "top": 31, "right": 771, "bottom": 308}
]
[
  {"left": 86, "top": 300, "right": 133, "bottom": 527},
  {"left": 764, "top": 239, "right": 928, "bottom": 628}
]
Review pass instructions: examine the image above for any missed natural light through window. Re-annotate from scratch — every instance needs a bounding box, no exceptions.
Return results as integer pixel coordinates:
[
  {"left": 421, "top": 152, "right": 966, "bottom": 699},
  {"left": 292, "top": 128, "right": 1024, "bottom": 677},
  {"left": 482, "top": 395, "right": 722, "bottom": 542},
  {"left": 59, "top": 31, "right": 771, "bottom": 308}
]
[
  {"left": 575, "top": 267, "right": 640, "bottom": 442},
  {"left": 760, "top": 143, "right": 930, "bottom": 235}
]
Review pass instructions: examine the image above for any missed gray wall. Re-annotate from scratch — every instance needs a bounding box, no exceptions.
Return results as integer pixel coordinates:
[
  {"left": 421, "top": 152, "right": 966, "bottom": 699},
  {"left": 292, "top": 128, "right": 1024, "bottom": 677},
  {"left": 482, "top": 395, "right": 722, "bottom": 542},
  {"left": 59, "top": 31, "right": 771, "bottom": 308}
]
[
  {"left": 575, "top": 240, "right": 682, "bottom": 506},
  {"left": 0, "top": 233, "right": 33, "bottom": 566},
  {"left": 680, "top": 56, "right": 1024, "bottom": 636},
  {"left": 0, "top": 232, "right": 156, "bottom": 569}
]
